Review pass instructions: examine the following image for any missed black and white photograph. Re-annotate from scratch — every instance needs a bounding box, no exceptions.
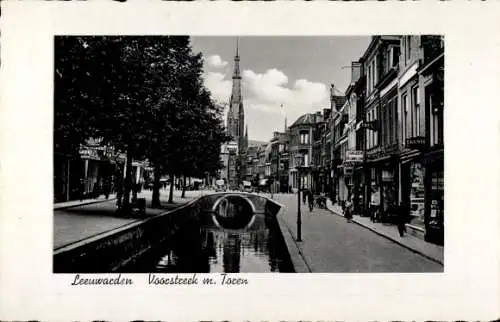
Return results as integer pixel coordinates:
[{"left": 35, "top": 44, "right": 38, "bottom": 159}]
[
  {"left": 53, "top": 35, "right": 444, "bottom": 273},
  {"left": 3, "top": 2, "right": 500, "bottom": 321}
]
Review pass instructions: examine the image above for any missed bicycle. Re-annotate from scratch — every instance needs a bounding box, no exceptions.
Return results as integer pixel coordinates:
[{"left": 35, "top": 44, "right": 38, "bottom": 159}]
[{"left": 314, "top": 196, "right": 327, "bottom": 209}]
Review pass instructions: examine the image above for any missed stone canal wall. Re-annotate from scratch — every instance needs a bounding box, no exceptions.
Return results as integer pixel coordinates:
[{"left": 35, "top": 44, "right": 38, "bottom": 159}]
[
  {"left": 53, "top": 193, "right": 285, "bottom": 273},
  {"left": 53, "top": 199, "right": 203, "bottom": 273}
]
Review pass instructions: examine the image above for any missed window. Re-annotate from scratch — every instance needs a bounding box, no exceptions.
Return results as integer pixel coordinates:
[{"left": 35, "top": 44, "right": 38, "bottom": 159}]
[
  {"left": 372, "top": 61, "right": 377, "bottom": 88},
  {"left": 402, "top": 37, "right": 406, "bottom": 64},
  {"left": 386, "top": 102, "right": 391, "bottom": 146},
  {"left": 429, "top": 91, "right": 444, "bottom": 146},
  {"left": 412, "top": 86, "right": 420, "bottom": 136},
  {"left": 300, "top": 132, "right": 309, "bottom": 144},
  {"left": 367, "top": 64, "right": 372, "bottom": 94},
  {"left": 303, "top": 153, "right": 309, "bottom": 167},
  {"left": 279, "top": 144, "right": 284, "bottom": 152},
  {"left": 392, "top": 46, "right": 400, "bottom": 69},
  {"left": 391, "top": 99, "right": 396, "bottom": 145},
  {"left": 383, "top": 46, "right": 399, "bottom": 74},
  {"left": 367, "top": 110, "right": 372, "bottom": 149},
  {"left": 374, "top": 106, "right": 378, "bottom": 147},
  {"left": 406, "top": 36, "right": 412, "bottom": 63},
  {"left": 383, "top": 48, "right": 390, "bottom": 74},
  {"left": 402, "top": 93, "right": 408, "bottom": 142}
]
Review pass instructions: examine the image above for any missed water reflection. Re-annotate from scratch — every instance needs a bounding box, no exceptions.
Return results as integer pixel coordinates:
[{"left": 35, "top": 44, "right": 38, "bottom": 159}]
[
  {"left": 122, "top": 197, "right": 294, "bottom": 273},
  {"left": 145, "top": 212, "right": 293, "bottom": 273},
  {"left": 212, "top": 195, "right": 255, "bottom": 230}
]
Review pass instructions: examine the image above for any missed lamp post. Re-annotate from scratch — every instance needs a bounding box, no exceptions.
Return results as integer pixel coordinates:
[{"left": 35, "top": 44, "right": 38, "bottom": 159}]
[{"left": 295, "top": 154, "right": 304, "bottom": 242}]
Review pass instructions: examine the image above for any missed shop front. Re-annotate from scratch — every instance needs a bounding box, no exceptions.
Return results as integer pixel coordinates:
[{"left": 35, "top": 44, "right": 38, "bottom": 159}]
[
  {"left": 400, "top": 157, "right": 426, "bottom": 232},
  {"left": 424, "top": 150, "right": 444, "bottom": 245},
  {"left": 366, "top": 153, "right": 399, "bottom": 223},
  {"left": 380, "top": 165, "right": 398, "bottom": 223},
  {"left": 352, "top": 166, "right": 365, "bottom": 216}
]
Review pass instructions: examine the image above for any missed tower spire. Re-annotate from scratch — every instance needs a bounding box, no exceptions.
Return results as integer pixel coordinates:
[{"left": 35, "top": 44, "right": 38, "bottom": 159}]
[
  {"left": 236, "top": 37, "right": 239, "bottom": 58},
  {"left": 232, "top": 37, "right": 241, "bottom": 80}
]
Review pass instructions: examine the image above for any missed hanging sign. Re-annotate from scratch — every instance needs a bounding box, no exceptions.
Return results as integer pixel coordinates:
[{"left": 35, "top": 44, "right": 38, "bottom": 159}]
[{"left": 346, "top": 150, "right": 363, "bottom": 163}]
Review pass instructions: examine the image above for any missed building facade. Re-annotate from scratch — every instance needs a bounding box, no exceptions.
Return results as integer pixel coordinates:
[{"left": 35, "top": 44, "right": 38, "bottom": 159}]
[
  {"left": 361, "top": 36, "right": 401, "bottom": 222},
  {"left": 398, "top": 35, "right": 444, "bottom": 244},
  {"left": 269, "top": 130, "right": 291, "bottom": 193}
]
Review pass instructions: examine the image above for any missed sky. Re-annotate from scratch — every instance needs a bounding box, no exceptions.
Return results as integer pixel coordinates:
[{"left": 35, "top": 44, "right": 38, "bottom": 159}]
[{"left": 190, "top": 36, "right": 371, "bottom": 142}]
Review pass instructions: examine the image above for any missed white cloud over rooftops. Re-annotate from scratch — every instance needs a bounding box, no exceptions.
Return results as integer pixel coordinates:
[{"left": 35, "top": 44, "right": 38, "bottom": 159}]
[{"left": 203, "top": 68, "right": 330, "bottom": 141}]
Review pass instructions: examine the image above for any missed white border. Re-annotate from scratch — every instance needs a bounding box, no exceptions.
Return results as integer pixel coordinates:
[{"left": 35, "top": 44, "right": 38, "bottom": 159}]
[{"left": 1, "top": 2, "right": 500, "bottom": 321}]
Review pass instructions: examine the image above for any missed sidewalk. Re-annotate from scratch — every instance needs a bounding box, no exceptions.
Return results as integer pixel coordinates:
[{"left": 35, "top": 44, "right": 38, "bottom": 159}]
[
  {"left": 54, "top": 189, "right": 205, "bottom": 249},
  {"left": 54, "top": 194, "right": 117, "bottom": 210},
  {"left": 273, "top": 194, "right": 443, "bottom": 272},
  {"left": 325, "top": 199, "right": 444, "bottom": 265}
]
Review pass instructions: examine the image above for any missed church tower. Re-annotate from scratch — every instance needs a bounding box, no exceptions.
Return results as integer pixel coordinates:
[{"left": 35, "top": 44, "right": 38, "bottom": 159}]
[
  {"left": 227, "top": 38, "right": 244, "bottom": 143},
  {"left": 226, "top": 38, "right": 247, "bottom": 186}
]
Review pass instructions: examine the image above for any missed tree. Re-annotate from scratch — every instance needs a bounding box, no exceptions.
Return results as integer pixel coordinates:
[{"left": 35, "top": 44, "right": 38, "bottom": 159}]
[
  {"left": 55, "top": 36, "right": 229, "bottom": 210},
  {"left": 54, "top": 37, "right": 103, "bottom": 155}
]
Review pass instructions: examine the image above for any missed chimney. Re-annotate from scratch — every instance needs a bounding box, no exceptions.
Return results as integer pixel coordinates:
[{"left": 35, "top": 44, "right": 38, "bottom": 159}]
[
  {"left": 330, "top": 84, "right": 336, "bottom": 110},
  {"left": 315, "top": 111, "right": 323, "bottom": 123}
]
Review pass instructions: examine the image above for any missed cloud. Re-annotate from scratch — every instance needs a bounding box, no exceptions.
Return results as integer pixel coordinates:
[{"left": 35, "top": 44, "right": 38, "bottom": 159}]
[
  {"left": 203, "top": 72, "right": 232, "bottom": 103},
  {"left": 203, "top": 68, "right": 330, "bottom": 141},
  {"left": 205, "top": 55, "right": 228, "bottom": 68}
]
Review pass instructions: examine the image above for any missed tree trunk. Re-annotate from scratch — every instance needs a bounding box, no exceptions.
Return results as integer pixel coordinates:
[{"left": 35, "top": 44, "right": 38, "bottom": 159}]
[
  {"left": 181, "top": 175, "right": 186, "bottom": 198},
  {"left": 152, "top": 165, "right": 161, "bottom": 208},
  {"left": 168, "top": 172, "right": 175, "bottom": 203},
  {"left": 122, "top": 146, "right": 133, "bottom": 212}
]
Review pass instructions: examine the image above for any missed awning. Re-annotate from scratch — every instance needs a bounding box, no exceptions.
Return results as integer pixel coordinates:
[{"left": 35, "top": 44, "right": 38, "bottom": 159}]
[{"left": 399, "top": 150, "right": 422, "bottom": 165}]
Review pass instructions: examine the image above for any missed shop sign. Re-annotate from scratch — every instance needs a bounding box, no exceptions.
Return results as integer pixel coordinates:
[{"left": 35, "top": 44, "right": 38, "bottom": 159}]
[
  {"left": 79, "top": 147, "right": 100, "bottom": 160},
  {"left": 346, "top": 150, "right": 363, "bottom": 163},
  {"left": 344, "top": 166, "right": 353, "bottom": 176},
  {"left": 406, "top": 136, "right": 428, "bottom": 150},
  {"left": 360, "top": 120, "right": 379, "bottom": 131}
]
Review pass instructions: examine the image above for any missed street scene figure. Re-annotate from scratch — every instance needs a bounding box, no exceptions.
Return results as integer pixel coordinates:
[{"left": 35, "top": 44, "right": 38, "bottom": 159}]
[
  {"left": 370, "top": 186, "right": 381, "bottom": 223},
  {"left": 53, "top": 35, "right": 444, "bottom": 273},
  {"left": 344, "top": 197, "right": 353, "bottom": 223},
  {"left": 307, "top": 189, "right": 314, "bottom": 212}
]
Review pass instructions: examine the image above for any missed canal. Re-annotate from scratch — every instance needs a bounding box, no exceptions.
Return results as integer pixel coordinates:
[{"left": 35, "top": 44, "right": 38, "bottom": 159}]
[{"left": 120, "top": 195, "right": 295, "bottom": 273}]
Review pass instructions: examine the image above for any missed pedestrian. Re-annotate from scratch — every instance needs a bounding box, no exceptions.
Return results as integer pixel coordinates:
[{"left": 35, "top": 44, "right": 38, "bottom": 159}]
[
  {"left": 103, "top": 177, "right": 111, "bottom": 199},
  {"left": 344, "top": 197, "right": 353, "bottom": 222},
  {"left": 370, "top": 186, "right": 381, "bottom": 223},
  {"left": 302, "top": 188, "right": 308, "bottom": 205},
  {"left": 92, "top": 179, "right": 101, "bottom": 199},
  {"left": 397, "top": 204, "right": 409, "bottom": 237},
  {"left": 115, "top": 177, "right": 123, "bottom": 210},
  {"left": 79, "top": 178, "right": 85, "bottom": 201},
  {"left": 307, "top": 190, "right": 314, "bottom": 212}
]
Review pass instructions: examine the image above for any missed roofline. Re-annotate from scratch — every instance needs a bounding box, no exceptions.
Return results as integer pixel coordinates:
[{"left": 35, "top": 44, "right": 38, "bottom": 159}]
[{"left": 361, "top": 35, "right": 401, "bottom": 61}]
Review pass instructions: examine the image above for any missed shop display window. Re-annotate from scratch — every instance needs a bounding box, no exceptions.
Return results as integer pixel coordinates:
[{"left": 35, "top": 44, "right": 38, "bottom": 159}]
[
  {"left": 429, "top": 169, "right": 444, "bottom": 229},
  {"left": 409, "top": 162, "right": 425, "bottom": 228}
]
